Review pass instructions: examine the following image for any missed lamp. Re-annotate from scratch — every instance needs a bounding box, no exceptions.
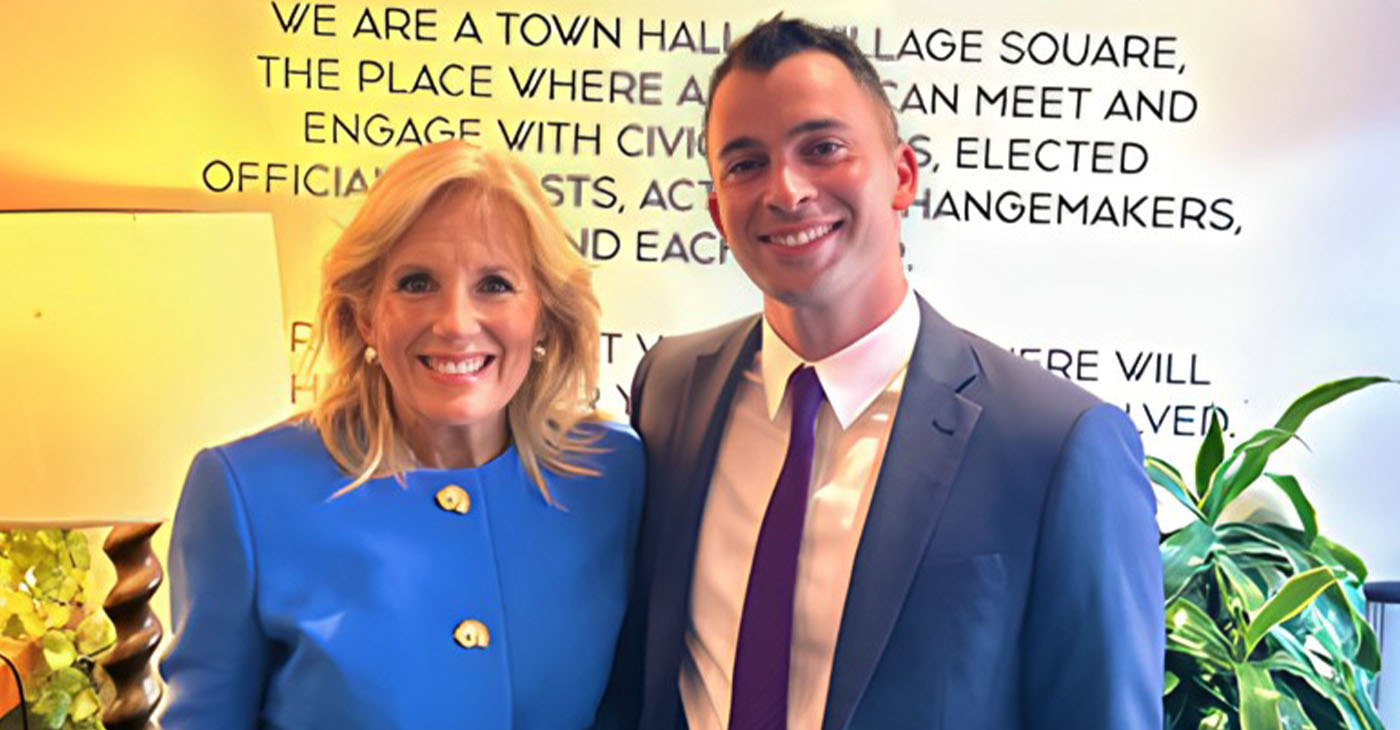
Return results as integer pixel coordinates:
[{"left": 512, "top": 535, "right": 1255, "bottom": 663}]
[{"left": 0, "top": 212, "right": 290, "bottom": 729}]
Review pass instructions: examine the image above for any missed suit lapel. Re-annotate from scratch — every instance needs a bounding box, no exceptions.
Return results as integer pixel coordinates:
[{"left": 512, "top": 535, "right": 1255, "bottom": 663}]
[
  {"left": 821, "top": 298, "right": 984, "bottom": 730},
  {"left": 643, "top": 317, "right": 761, "bottom": 725}
]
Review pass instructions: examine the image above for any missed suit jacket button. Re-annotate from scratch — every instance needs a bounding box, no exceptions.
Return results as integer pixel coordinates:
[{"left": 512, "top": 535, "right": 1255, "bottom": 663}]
[
  {"left": 435, "top": 485, "right": 471, "bottom": 514},
  {"left": 454, "top": 619, "right": 490, "bottom": 649}
]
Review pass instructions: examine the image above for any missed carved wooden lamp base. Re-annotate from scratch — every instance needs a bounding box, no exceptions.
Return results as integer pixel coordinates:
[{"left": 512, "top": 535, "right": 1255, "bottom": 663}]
[{"left": 101, "top": 523, "right": 164, "bottom": 730}]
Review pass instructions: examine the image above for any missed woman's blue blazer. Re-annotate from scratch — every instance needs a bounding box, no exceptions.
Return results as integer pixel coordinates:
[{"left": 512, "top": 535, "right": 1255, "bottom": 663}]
[{"left": 160, "top": 419, "right": 644, "bottom": 730}]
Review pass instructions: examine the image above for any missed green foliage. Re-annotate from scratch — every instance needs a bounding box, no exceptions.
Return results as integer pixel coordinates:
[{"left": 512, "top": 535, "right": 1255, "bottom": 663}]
[
  {"left": 1158, "top": 377, "right": 1394, "bottom": 730},
  {"left": 0, "top": 528, "right": 115, "bottom": 730}
]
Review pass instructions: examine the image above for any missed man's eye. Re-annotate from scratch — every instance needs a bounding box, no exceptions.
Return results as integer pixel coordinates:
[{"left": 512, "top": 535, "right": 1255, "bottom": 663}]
[
  {"left": 395, "top": 273, "right": 434, "bottom": 293},
  {"left": 726, "top": 159, "right": 763, "bottom": 177},
  {"left": 809, "top": 140, "right": 843, "bottom": 157},
  {"left": 479, "top": 274, "right": 516, "bottom": 294}
]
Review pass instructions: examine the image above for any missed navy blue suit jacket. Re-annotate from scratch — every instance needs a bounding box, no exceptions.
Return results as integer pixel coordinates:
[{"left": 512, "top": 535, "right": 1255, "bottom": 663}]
[{"left": 598, "top": 296, "right": 1163, "bottom": 730}]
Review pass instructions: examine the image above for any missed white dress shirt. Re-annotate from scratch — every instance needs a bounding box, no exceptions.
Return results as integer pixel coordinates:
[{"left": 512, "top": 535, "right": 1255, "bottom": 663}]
[{"left": 680, "top": 287, "right": 921, "bottom": 730}]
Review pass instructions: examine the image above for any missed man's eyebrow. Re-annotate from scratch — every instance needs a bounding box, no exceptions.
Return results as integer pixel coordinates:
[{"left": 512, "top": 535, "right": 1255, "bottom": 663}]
[
  {"left": 715, "top": 118, "right": 848, "bottom": 159},
  {"left": 717, "top": 136, "right": 762, "bottom": 160},
  {"left": 788, "top": 118, "right": 844, "bottom": 138}
]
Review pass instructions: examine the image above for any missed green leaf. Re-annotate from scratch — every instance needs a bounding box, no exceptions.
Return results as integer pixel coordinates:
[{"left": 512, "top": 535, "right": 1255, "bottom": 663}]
[
  {"left": 69, "top": 687, "right": 100, "bottom": 722},
  {"left": 65, "top": 531, "right": 90, "bottom": 572},
  {"left": 1305, "top": 583, "right": 1383, "bottom": 676},
  {"left": 44, "top": 666, "right": 86, "bottom": 695},
  {"left": 1350, "top": 610, "right": 1381, "bottom": 675},
  {"left": 1216, "top": 553, "right": 1267, "bottom": 613},
  {"left": 1162, "top": 520, "right": 1218, "bottom": 601},
  {"left": 1196, "top": 409, "right": 1226, "bottom": 500},
  {"left": 1202, "top": 428, "right": 1296, "bottom": 523},
  {"left": 30, "top": 684, "right": 74, "bottom": 730},
  {"left": 35, "top": 530, "right": 64, "bottom": 552},
  {"left": 1244, "top": 567, "right": 1338, "bottom": 658},
  {"left": 1274, "top": 377, "right": 1393, "bottom": 435},
  {"left": 1216, "top": 527, "right": 1298, "bottom": 595},
  {"left": 21, "top": 611, "right": 46, "bottom": 638},
  {"left": 41, "top": 629, "right": 77, "bottom": 670},
  {"left": 1261, "top": 474, "right": 1318, "bottom": 547},
  {"left": 1167, "top": 598, "right": 1235, "bottom": 670},
  {"left": 1238, "top": 662, "right": 1284, "bottom": 730},
  {"left": 1337, "top": 662, "right": 1385, "bottom": 730},
  {"left": 1165, "top": 670, "right": 1180, "bottom": 696},
  {"left": 1311, "top": 535, "right": 1367, "bottom": 583},
  {"left": 1199, "top": 708, "right": 1230, "bottom": 730},
  {"left": 74, "top": 611, "right": 115, "bottom": 655},
  {"left": 1149, "top": 456, "right": 1209, "bottom": 522},
  {"left": 1272, "top": 686, "right": 1318, "bottom": 730},
  {"left": 1263, "top": 648, "right": 1358, "bottom": 729}
]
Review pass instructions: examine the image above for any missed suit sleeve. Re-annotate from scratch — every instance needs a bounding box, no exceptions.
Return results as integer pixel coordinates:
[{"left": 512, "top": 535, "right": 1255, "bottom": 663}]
[
  {"left": 160, "top": 448, "right": 270, "bottom": 730},
  {"left": 593, "top": 345, "right": 659, "bottom": 729},
  {"left": 1020, "top": 403, "right": 1164, "bottom": 730}
]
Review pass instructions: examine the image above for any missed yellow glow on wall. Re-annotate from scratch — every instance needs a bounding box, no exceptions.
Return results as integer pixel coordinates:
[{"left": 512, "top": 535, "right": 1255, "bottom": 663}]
[{"left": 0, "top": 212, "right": 291, "bottom": 523}]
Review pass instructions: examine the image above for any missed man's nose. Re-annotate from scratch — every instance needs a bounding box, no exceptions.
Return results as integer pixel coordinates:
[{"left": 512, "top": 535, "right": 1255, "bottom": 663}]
[
  {"left": 764, "top": 162, "right": 816, "bottom": 213},
  {"left": 433, "top": 286, "right": 482, "bottom": 339}
]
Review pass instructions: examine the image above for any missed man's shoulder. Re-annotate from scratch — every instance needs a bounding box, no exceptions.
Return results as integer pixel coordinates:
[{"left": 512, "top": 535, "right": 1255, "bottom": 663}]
[
  {"left": 936, "top": 321, "right": 1105, "bottom": 438},
  {"left": 637, "top": 314, "right": 759, "bottom": 385},
  {"left": 650, "top": 314, "right": 758, "bottom": 361}
]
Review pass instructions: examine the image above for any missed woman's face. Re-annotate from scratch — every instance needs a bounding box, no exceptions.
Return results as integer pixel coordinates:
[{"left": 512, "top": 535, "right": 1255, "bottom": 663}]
[{"left": 361, "top": 186, "right": 542, "bottom": 460}]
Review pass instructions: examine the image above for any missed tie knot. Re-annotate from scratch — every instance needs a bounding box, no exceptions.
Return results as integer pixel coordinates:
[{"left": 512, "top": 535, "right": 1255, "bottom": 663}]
[{"left": 787, "top": 365, "right": 825, "bottom": 427}]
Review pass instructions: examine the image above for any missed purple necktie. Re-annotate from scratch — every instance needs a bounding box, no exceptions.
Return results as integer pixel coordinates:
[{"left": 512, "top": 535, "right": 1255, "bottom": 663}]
[{"left": 729, "top": 366, "right": 826, "bottom": 730}]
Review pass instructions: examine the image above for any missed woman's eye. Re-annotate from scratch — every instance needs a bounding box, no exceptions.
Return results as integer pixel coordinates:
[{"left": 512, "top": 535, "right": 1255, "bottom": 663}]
[
  {"left": 479, "top": 274, "right": 516, "bottom": 294},
  {"left": 394, "top": 273, "right": 434, "bottom": 293}
]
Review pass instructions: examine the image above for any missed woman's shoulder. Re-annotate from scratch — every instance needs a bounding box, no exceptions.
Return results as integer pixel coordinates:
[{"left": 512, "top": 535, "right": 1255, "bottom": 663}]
[
  {"left": 198, "top": 418, "right": 342, "bottom": 486},
  {"left": 571, "top": 417, "right": 643, "bottom": 471}
]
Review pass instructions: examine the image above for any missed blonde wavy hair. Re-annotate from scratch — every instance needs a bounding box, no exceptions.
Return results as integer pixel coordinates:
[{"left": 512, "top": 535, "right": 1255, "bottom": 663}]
[{"left": 310, "top": 140, "right": 601, "bottom": 499}]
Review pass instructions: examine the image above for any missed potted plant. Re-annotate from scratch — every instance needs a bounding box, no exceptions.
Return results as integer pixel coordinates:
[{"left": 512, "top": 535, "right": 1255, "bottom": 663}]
[
  {"left": 0, "top": 528, "right": 117, "bottom": 730},
  {"left": 1153, "top": 376, "right": 1393, "bottom": 730}
]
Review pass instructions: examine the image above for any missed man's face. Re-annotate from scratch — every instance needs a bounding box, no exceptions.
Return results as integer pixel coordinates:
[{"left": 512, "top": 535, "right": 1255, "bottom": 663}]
[{"left": 706, "top": 51, "right": 917, "bottom": 310}]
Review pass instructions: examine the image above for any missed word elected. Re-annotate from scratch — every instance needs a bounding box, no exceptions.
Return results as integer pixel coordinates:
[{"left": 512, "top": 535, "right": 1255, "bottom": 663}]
[{"left": 954, "top": 138, "right": 1149, "bottom": 174}]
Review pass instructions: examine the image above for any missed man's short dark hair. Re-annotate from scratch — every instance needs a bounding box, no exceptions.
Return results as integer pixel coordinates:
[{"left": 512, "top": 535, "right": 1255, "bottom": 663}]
[{"left": 705, "top": 15, "right": 900, "bottom": 144}]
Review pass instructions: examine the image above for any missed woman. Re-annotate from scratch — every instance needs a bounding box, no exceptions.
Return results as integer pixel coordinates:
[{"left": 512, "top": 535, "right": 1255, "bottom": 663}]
[{"left": 160, "top": 141, "right": 642, "bottom": 729}]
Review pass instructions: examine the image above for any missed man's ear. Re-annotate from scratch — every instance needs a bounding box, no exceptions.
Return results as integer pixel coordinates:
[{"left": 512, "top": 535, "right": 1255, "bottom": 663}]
[
  {"left": 891, "top": 141, "right": 919, "bottom": 211},
  {"left": 708, "top": 192, "right": 727, "bottom": 240}
]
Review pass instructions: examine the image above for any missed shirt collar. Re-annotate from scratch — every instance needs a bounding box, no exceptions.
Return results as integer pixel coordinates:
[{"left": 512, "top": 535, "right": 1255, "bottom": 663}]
[{"left": 760, "top": 286, "right": 921, "bottom": 429}]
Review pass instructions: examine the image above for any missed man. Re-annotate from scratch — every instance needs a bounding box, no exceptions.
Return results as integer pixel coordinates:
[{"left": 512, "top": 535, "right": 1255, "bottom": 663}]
[{"left": 599, "top": 17, "right": 1163, "bottom": 730}]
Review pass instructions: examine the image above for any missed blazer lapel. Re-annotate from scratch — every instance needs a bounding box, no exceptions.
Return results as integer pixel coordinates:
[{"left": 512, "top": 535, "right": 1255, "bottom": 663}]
[
  {"left": 643, "top": 317, "right": 762, "bottom": 726},
  {"left": 821, "top": 297, "right": 984, "bottom": 730}
]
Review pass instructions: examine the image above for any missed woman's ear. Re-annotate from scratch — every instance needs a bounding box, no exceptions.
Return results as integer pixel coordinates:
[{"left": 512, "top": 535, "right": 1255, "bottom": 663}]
[{"left": 355, "top": 305, "right": 374, "bottom": 351}]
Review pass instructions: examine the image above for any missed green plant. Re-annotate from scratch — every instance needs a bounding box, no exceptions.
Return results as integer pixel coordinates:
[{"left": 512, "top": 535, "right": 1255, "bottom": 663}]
[
  {"left": 0, "top": 529, "right": 116, "bottom": 730},
  {"left": 1154, "top": 376, "right": 1394, "bottom": 730}
]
